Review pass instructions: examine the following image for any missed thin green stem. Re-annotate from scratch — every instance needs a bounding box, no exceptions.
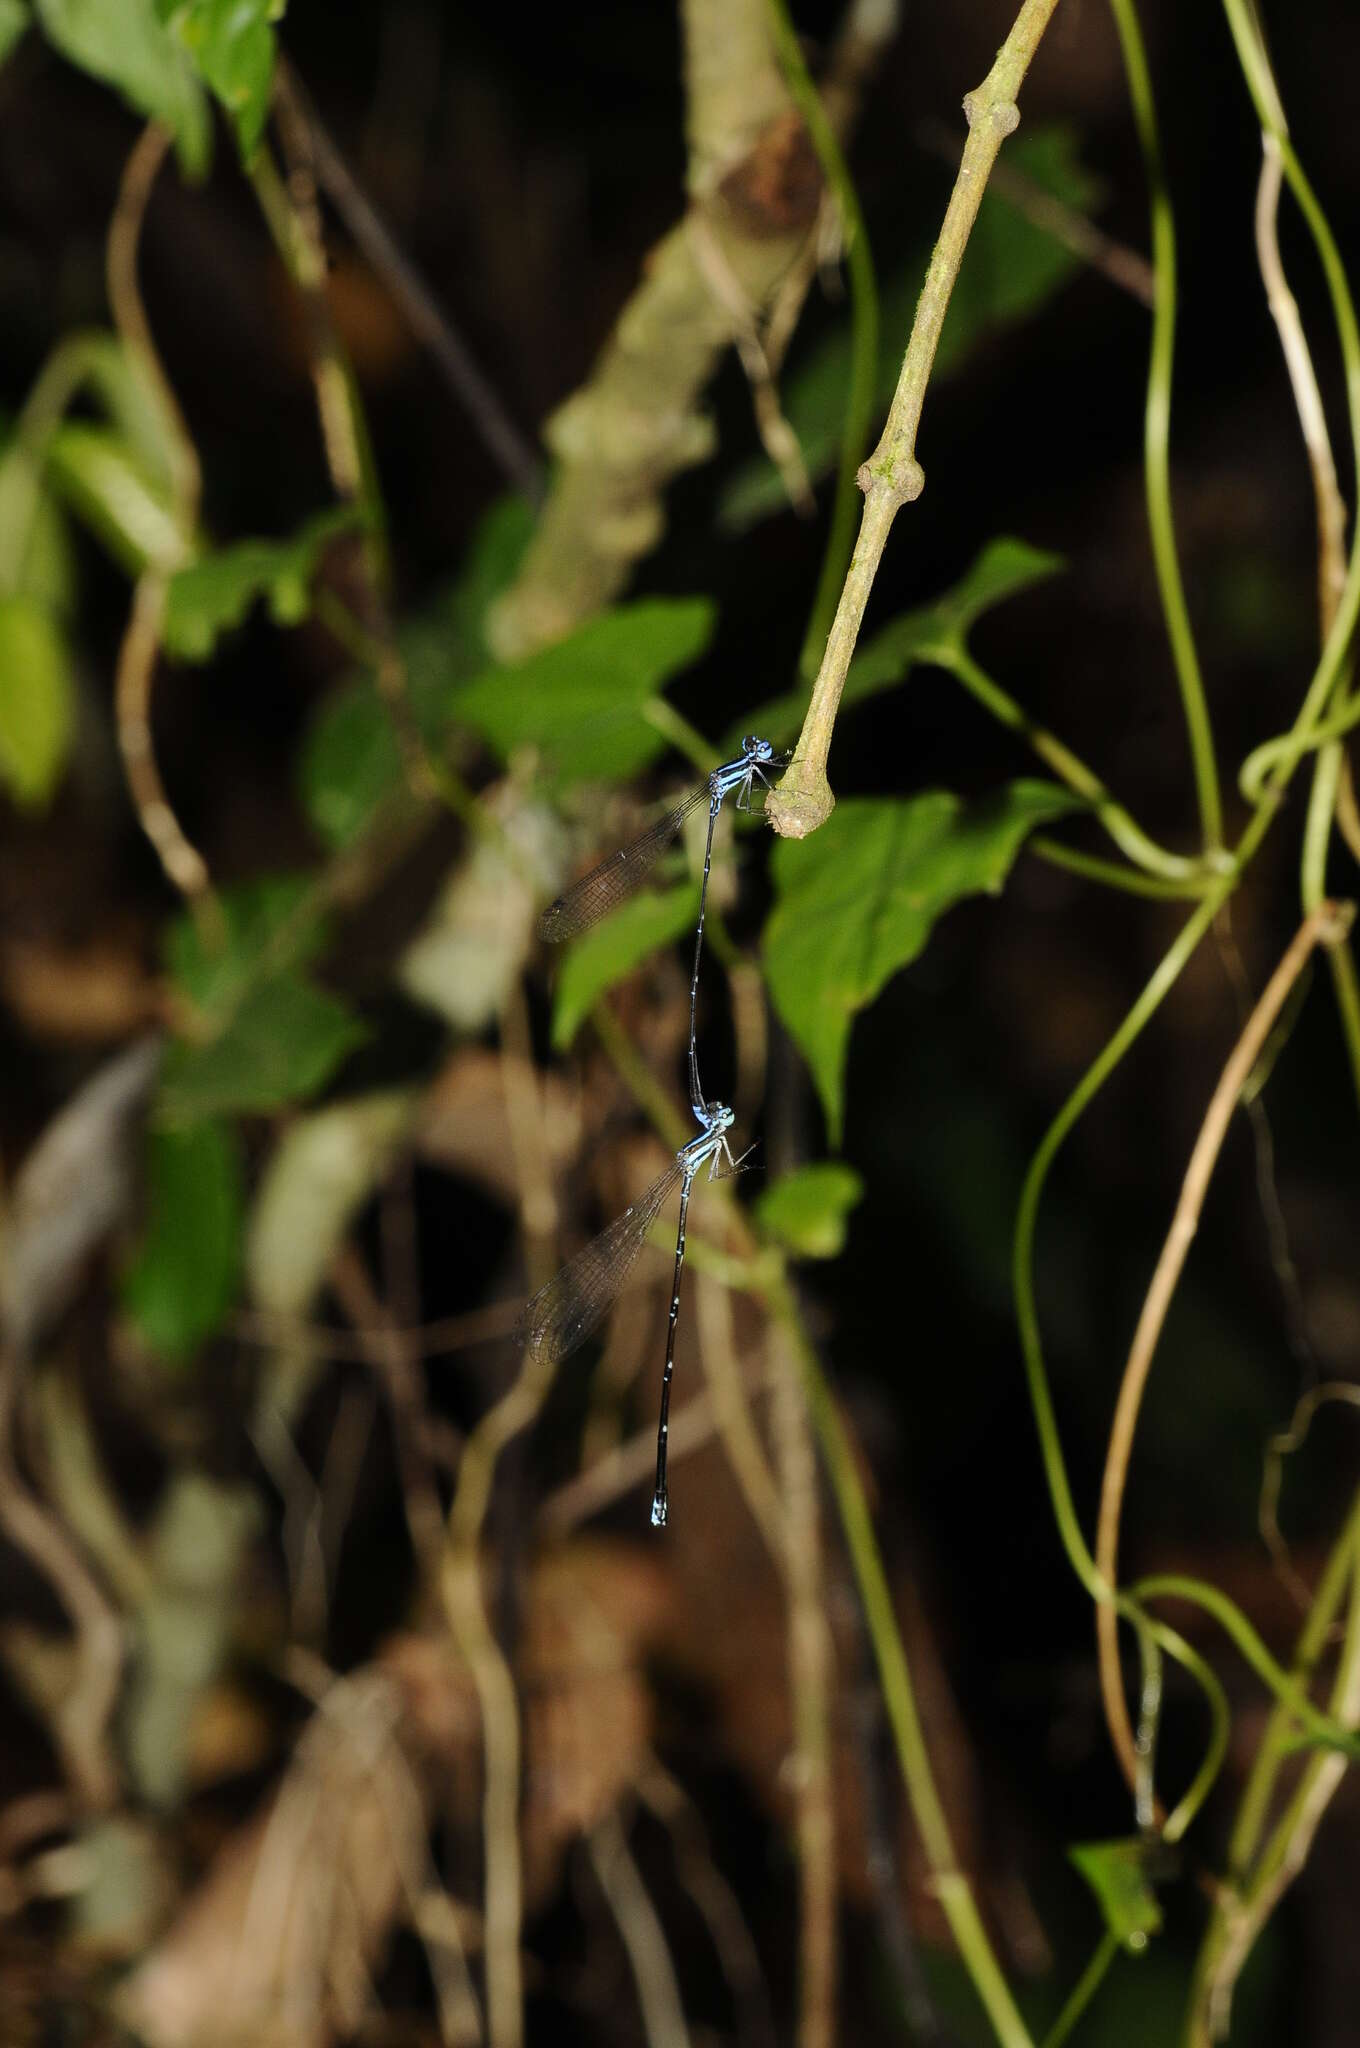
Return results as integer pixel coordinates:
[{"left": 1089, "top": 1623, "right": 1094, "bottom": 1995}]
[
  {"left": 762, "top": 0, "right": 880, "bottom": 685},
  {"left": 1029, "top": 837, "right": 1211, "bottom": 901},
  {"left": 1224, "top": 1488, "right": 1360, "bottom": 1875},
  {"left": 1107, "top": 0, "right": 1221, "bottom": 851},
  {"left": 945, "top": 647, "right": 1204, "bottom": 879},
  {"left": 641, "top": 696, "right": 718, "bottom": 778},
  {"left": 1241, "top": 692, "right": 1360, "bottom": 802},
  {"left": 1039, "top": 1930, "right": 1120, "bottom": 2048},
  {"left": 1151, "top": 1620, "right": 1230, "bottom": 1842},
  {"left": 1132, "top": 1572, "right": 1360, "bottom": 1758},
  {"left": 772, "top": 1280, "right": 1036, "bottom": 2048},
  {"left": 1299, "top": 741, "right": 1360, "bottom": 1109}
]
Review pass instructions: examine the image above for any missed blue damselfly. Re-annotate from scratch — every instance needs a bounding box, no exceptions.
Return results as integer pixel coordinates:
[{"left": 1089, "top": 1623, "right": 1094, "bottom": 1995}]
[
  {"left": 538, "top": 737, "right": 778, "bottom": 1111},
  {"left": 518, "top": 1100, "right": 745, "bottom": 1527}
]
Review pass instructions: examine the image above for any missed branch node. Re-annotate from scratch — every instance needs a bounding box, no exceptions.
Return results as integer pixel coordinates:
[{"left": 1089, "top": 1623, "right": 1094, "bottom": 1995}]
[
  {"left": 856, "top": 455, "right": 924, "bottom": 510},
  {"left": 764, "top": 763, "right": 835, "bottom": 839},
  {"left": 963, "top": 90, "right": 1020, "bottom": 138}
]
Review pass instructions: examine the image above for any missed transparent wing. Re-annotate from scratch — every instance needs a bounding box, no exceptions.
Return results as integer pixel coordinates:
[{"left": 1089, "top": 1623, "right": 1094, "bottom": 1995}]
[
  {"left": 516, "top": 1160, "right": 682, "bottom": 1365},
  {"left": 538, "top": 786, "right": 709, "bottom": 942}
]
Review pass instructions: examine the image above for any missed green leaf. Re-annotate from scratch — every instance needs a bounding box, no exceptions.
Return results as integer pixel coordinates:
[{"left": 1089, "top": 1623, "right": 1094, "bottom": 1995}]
[
  {"left": 156, "top": 0, "right": 283, "bottom": 161},
  {"left": 719, "top": 126, "right": 1096, "bottom": 530},
  {"left": 163, "top": 505, "right": 361, "bottom": 661},
  {"left": 0, "top": 594, "right": 74, "bottom": 809},
  {"left": 764, "top": 784, "right": 1085, "bottom": 1142},
  {"left": 17, "top": 486, "right": 78, "bottom": 621},
  {"left": 414, "top": 493, "right": 536, "bottom": 702},
  {"left": 72, "top": 331, "right": 184, "bottom": 501},
  {"left": 298, "top": 493, "right": 535, "bottom": 848},
  {"left": 1068, "top": 1838, "right": 1164, "bottom": 1951},
  {"left": 755, "top": 1162, "right": 863, "bottom": 1259},
  {"left": 164, "top": 873, "right": 323, "bottom": 1014},
  {"left": 33, "top": 0, "right": 210, "bottom": 178},
  {"left": 0, "top": 0, "right": 30, "bottom": 66},
  {"left": 550, "top": 883, "right": 700, "bottom": 1050},
  {"left": 454, "top": 597, "right": 715, "bottom": 785},
  {"left": 158, "top": 875, "right": 361, "bottom": 1118},
  {"left": 120, "top": 1118, "right": 243, "bottom": 1361},
  {"left": 297, "top": 679, "right": 404, "bottom": 850},
  {"left": 734, "top": 537, "right": 1063, "bottom": 750},
  {"left": 161, "top": 973, "right": 366, "bottom": 1120},
  {"left": 45, "top": 422, "right": 188, "bottom": 574}
]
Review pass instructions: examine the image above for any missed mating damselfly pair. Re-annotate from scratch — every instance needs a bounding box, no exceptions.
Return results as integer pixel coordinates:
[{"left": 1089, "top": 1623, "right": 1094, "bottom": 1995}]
[{"left": 520, "top": 736, "right": 779, "bottom": 1527}]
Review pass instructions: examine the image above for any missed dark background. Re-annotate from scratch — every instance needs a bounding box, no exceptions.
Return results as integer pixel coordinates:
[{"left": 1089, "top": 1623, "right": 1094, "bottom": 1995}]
[{"left": 1, "top": 2, "right": 1357, "bottom": 2041}]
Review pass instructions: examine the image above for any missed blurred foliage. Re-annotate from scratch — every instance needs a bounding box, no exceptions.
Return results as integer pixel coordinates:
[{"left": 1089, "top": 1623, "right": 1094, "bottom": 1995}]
[
  {"left": 0, "top": 593, "right": 73, "bottom": 807},
  {"left": 120, "top": 1117, "right": 244, "bottom": 1362},
  {"left": 29, "top": 0, "right": 212, "bottom": 176},
  {"left": 158, "top": 877, "right": 366, "bottom": 1119},
  {"left": 754, "top": 1160, "right": 863, "bottom": 1258},
  {"left": 455, "top": 595, "right": 717, "bottom": 785},
  {"left": 1068, "top": 1838, "right": 1165, "bottom": 1950},
  {"left": 550, "top": 882, "right": 701, "bottom": 1049},
  {"left": 163, "top": 505, "right": 361, "bottom": 660}
]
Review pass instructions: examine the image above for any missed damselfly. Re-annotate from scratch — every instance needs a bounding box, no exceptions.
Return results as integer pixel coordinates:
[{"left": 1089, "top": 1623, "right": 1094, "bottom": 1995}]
[
  {"left": 538, "top": 736, "right": 778, "bottom": 1111},
  {"left": 518, "top": 1100, "right": 744, "bottom": 1527}
]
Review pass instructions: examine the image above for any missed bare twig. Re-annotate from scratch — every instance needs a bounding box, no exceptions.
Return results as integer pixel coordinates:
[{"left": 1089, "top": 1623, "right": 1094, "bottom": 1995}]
[
  {"left": 914, "top": 113, "right": 1155, "bottom": 306},
  {"left": 330, "top": 1244, "right": 446, "bottom": 1580},
  {"left": 0, "top": 1347, "right": 122, "bottom": 1811},
  {"left": 434, "top": 1039, "right": 564, "bottom": 2048},
  {"left": 1258, "top": 1382, "right": 1360, "bottom": 1612},
  {"left": 694, "top": 1271, "right": 785, "bottom": 1557},
  {"left": 1189, "top": 1489, "right": 1360, "bottom": 2045},
  {"left": 107, "top": 125, "right": 212, "bottom": 920},
  {"left": 636, "top": 1759, "right": 777, "bottom": 2048},
  {"left": 1255, "top": 137, "right": 1348, "bottom": 641},
  {"left": 232, "top": 1299, "right": 520, "bottom": 1362},
  {"left": 770, "top": 1319, "right": 837, "bottom": 2048},
  {"left": 1095, "top": 902, "right": 1355, "bottom": 1798},
  {"left": 766, "top": 0, "right": 1061, "bottom": 838},
  {"left": 274, "top": 61, "right": 542, "bottom": 500},
  {"left": 589, "top": 1808, "right": 692, "bottom": 2048}
]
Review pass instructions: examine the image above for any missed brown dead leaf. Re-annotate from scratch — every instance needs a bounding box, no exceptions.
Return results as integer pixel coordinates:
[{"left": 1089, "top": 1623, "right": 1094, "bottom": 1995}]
[
  {"left": 118, "top": 1541, "right": 669, "bottom": 2048},
  {"left": 0, "top": 937, "right": 162, "bottom": 1044},
  {"left": 416, "top": 1048, "right": 581, "bottom": 1203}
]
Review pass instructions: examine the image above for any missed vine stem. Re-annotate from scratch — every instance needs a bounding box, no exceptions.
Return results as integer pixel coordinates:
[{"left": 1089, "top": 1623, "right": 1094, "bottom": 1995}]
[
  {"left": 106, "top": 123, "right": 215, "bottom": 928},
  {"left": 761, "top": 0, "right": 881, "bottom": 685},
  {"left": 1106, "top": 0, "right": 1221, "bottom": 852},
  {"left": 1094, "top": 902, "right": 1354, "bottom": 1799},
  {"left": 1188, "top": 1490, "right": 1360, "bottom": 2043},
  {"left": 944, "top": 646, "right": 1204, "bottom": 881},
  {"left": 766, "top": 0, "right": 1061, "bottom": 839},
  {"left": 1038, "top": 1929, "right": 1119, "bottom": 2048}
]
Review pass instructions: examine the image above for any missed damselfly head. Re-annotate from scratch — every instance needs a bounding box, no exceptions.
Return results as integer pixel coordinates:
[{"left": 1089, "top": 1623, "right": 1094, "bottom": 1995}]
[
  {"left": 742, "top": 734, "right": 775, "bottom": 763},
  {"left": 710, "top": 1101, "right": 735, "bottom": 1131}
]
